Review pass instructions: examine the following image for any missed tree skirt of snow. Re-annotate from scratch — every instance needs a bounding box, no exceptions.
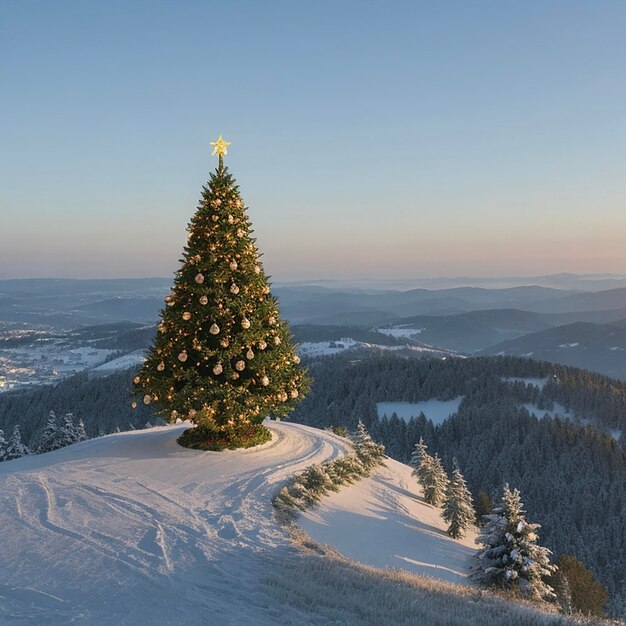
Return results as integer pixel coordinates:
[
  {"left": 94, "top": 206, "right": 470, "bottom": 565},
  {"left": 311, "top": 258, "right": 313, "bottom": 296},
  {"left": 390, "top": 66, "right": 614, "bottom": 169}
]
[
  {"left": 377, "top": 397, "right": 464, "bottom": 425},
  {"left": 299, "top": 458, "right": 476, "bottom": 585}
]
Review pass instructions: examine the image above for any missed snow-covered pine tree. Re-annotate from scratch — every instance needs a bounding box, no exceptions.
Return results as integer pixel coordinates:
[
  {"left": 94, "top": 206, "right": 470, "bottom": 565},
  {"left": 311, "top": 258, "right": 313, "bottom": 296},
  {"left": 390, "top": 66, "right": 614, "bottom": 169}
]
[
  {"left": 422, "top": 453, "right": 448, "bottom": 506},
  {"left": 133, "top": 135, "right": 309, "bottom": 450},
  {"left": 0, "top": 429, "right": 8, "bottom": 462},
  {"left": 351, "top": 420, "right": 385, "bottom": 469},
  {"left": 37, "top": 411, "right": 62, "bottom": 453},
  {"left": 409, "top": 437, "right": 428, "bottom": 476},
  {"left": 472, "top": 483, "right": 557, "bottom": 600},
  {"left": 76, "top": 419, "right": 88, "bottom": 442},
  {"left": 58, "top": 413, "right": 79, "bottom": 447},
  {"left": 442, "top": 465, "right": 475, "bottom": 539},
  {"left": 5, "top": 425, "right": 31, "bottom": 460}
]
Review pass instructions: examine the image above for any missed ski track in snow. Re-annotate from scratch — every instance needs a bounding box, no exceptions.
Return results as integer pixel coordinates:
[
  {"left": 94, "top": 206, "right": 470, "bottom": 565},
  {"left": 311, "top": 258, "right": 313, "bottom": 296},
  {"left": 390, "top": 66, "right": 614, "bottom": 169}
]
[
  {"left": 0, "top": 422, "right": 351, "bottom": 625},
  {"left": 0, "top": 421, "right": 476, "bottom": 625}
]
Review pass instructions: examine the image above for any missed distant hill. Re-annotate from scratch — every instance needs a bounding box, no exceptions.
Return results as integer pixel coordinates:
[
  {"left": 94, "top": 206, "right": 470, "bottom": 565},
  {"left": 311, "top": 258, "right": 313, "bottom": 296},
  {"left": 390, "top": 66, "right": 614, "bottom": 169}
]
[{"left": 481, "top": 322, "right": 626, "bottom": 380}]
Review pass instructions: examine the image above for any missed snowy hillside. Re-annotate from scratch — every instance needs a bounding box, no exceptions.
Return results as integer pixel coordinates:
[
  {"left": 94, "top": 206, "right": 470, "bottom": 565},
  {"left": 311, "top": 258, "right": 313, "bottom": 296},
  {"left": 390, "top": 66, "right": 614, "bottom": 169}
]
[{"left": 0, "top": 422, "right": 587, "bottom": 625}]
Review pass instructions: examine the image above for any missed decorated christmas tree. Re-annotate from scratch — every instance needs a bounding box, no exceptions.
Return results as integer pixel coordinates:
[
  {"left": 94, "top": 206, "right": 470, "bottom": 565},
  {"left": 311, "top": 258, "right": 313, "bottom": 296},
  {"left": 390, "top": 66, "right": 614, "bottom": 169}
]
[{"left": 133, "top": 136, "right": 309, "bottom": 449}]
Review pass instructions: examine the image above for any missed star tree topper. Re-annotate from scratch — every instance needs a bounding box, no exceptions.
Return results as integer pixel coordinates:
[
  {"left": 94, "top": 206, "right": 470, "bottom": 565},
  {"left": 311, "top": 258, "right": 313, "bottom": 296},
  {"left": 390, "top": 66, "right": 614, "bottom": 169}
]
[{"left": 210, "top": 134, "right": 231, "bottom": 170}]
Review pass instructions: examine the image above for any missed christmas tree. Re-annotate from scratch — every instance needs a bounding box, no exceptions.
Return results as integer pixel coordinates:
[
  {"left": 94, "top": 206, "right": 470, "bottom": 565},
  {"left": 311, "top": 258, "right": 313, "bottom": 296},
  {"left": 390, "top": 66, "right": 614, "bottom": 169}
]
[
  {"left": 133, "top": 136, "right": 309, "bottom": 449},
  {"left": 472, "top": 483, "right": 557, "bottom": 600}
]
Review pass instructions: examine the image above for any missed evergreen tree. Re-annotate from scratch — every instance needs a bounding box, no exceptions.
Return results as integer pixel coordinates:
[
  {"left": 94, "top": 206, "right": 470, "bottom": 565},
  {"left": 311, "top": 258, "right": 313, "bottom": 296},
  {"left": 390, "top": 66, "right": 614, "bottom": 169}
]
[
  {"left": 133, "top": 136, "right": 309, "bottom": 448},
  {"left": 554, "top": 555, "right": 608, "bottom": 617},
  {"left": 5, "top": 425, "right": 31, "bottom": 460},
  {"left": 76, "top": 419, "right": 88, "bottom": 442},
  {"left": 37, "top": 411, "right": 62, "bottom": 453},
  {"left": 443, "top": 466, "right": 475, "bottom": 539},
  {"left": 475, "top": 490, "right": 494, "bottom": 526},
  {"left": 0, "top": 428, "right": 7, "bottom": 462},
  {"left": 58, "top": 413, "right": 78, "bottom": 447},
  {"left": 418, "top": 454, "right": 448, "bottom": 506},
  {"left": 351, "top": 420, "right": 385, "bottom": 469},
  {"left": 409, "top": 437, "right": 428, "bottom": 476},
  {"left": 472, "top": 484, "right": 557, "bottom": 600}
]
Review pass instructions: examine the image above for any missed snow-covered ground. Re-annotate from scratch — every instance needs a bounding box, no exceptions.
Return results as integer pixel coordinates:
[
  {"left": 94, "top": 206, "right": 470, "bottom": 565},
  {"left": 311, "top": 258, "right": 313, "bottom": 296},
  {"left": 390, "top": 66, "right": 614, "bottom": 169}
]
[
  {"left": 297, "top": 338, "right": 360, "bottom": 357},
  {"left": 376, "top": 325, "right": 424, "bottom": 339},
  {"left": 299, "top": 457, "right": 476, "bottom": 584},
  {"left": 89, "top": 349, "right": 146, "bottom": 375},
  {"left": 377, "top": 397, "right": 464, "bottom": 425},
  {"left": 520, "top": 402, "right": 573, "bottom": 420},
  {"left": 0, "top": 422, "right": 585, "bottom": 625}
]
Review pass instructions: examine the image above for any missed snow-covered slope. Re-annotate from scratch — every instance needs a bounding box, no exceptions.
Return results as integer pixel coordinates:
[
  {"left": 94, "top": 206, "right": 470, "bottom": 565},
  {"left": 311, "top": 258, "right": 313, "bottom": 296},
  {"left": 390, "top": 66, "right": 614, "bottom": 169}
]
[
  {"left": 300, "top": 457, "right": 476, "bottom": 585},
  {"left": 0, "top": 423, "right": 573, "bottom": 625},
  {"left": 0, "top": 422, "right": 349, "bottom": 624}
]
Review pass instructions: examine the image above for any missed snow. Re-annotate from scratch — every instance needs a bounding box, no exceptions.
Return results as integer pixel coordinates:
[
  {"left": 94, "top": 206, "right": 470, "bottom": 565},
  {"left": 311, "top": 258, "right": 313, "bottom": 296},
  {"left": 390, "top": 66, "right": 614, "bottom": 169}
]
[
  {"left": 520, "top": 402, "right": 572, "bottom": 420},
  {"left": 500, "top": 377, "right": 548, "bottom": 390},
  {"left": 557, "top": 342, "right": 579, "bottom": 348},
  {"left": 376, "top": 326, "right": 424, "bottom": 339},
  {"left": 0, "top": 421, "right": 350, "bottom": 624},
  {"left": 89, "top": 349, "right": 146, "bottom": 375},
  {"left": 297, "top": 338, "right": 359, "bottom": 357},
  {"left": 299, "top": 457, "right": 476, "bottom": 585},
  {"left": 377, "top": 397, "right": 464, "bottom": 425}
]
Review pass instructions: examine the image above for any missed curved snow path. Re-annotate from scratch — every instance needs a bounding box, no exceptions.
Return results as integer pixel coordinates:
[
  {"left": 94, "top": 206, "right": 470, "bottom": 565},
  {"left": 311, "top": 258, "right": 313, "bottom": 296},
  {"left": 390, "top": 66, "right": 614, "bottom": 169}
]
[{"left": 0, "top": 421, "right": 351, "bottom": 625}]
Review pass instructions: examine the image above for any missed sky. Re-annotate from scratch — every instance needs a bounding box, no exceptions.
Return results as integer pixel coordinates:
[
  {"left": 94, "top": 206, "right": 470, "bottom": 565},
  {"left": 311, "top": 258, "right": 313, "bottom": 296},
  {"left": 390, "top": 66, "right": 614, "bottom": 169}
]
[{"left": 2, "top": 1, "right": 626, "bottom": 281}]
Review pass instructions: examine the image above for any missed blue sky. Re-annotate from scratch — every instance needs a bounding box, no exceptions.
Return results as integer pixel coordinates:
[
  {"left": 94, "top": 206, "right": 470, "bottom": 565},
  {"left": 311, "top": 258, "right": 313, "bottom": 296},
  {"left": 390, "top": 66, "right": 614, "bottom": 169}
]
[{"left": 2, "top": 1, "right": 625, "bottom": 280}]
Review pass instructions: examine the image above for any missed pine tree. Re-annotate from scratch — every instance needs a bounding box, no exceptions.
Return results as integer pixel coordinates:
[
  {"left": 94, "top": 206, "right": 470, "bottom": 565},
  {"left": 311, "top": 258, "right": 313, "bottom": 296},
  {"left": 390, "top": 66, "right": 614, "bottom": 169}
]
[
  {"left": 351, "top": 420, "right": 385, "bottom": 469},
  {"left": 133, "top": 136, "right": 309, "bottom": 449},
  {"left": 472, "top": 483, "right": 557, "bottom": 600},
  {"left": 553, "top": 555, "right": 608, "bottom": 616},
  {"left": 5, "top": 425, "right": 31, "bottom": 460},
  {"left": 58, "top": 413, "right": 78, "bottom": 447},
  {"left": 422, "top": 453, "right": 448, "bottom": 506},
  {"left": 409, "top": 437, "right": 427, "bottom": 476},
  {"left": 442, "top": 466, "right": 475, "bottom": 539},
  {"left": 37, "top": 411, "right": 62, "bottom": 453},
  {"left": 475, "top": 490, "right": 494, "bottom": 526},
  {"left": 76, "top": 419, "right": 88, "bottom": 442},
  {"left": 0, "top": 429, "right": 8, "bottom": 462}
]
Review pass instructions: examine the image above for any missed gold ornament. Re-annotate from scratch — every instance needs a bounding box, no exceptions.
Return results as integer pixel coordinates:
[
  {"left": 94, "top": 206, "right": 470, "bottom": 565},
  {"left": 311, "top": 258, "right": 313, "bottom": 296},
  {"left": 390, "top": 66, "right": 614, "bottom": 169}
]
[
  {"left": 178, "top": 351, "right": 188, "bottom": 362},
  {"left": 211, "top": 198, "right": 222, "bottom": 208},
  {"left": 213, "top": 363, "right": 223, "bottom": 375},
  {"left": 209, "top": 323, "right": 220, "bottom": 335},
  {"left": 293, "top": 355, "right": 301, "bottom": 364},
  {"left": 195, "top": 273, "right": 205, "bottom": 284},
  {"left": 241, "top": 317, "right": 251, "bottom": 329},
  {"left": 235, "top": 360, "right": 245, "bottom": 371},
  {"left": 278, "top": 391, "right": 288, "bottom": 402},
  {"left": 164, "top": 295, "right": 173, "bottom": 303},
  {"left": 236, "top": 229, "right": 244, "bottom": 237},
  {"left": 230, "top": 283, "right": 240, "bottom": 295},
  {"left": 158, "top": 323, "right": 166, "bottom": 333},
  {"left": 143, "top": 394, "right": 152, "bottom": 405},
  {"left": 246, "top": 348, "right": 254, "bottom": 359},
  {"left": 268, "top": 316, "right": 276, "bottom": 325},
  {"left": 263, "top": 286, "right": 270, "bottom": 295},
  {"left": 211, "top": 214, "right": 219, "bottom": 222},
  {"left": 231, "top": 372, "right": 239, "bottom": 380},
  {"left": 133, "top": 375, "right": 141, "bottom": 384},
  {"left": 210, "top": 134, "right": 231, "bottom": 157},
  {"left": 258, "top": 340, "right": 267, "bottom": 350},
  {"left": 171, "top": 410, "right": 178, "bottom": 419},
  {"left": 290, "top": 389, "right": 299, "bottom": 399},
  {"left": 131, "top": 401, "right": 137, "bottom": 409},
  {"left": 254, "top": 265, "right": 261, "bottom": 274},
  {"left": 182, "top": 311, "right": 191, "bottom": 321},
  {"left": 157, "top": 361, "right": 165, "bottom": 372},
  {"left": 220, "top": 337, "right": 230, "bottom": 347},
  {"left": 227, "top": 214, "right": 234, "bottom": 224},
  {"left": 274, "top": 336, "right": 281, "bottom": 345},
  {"left": 261, "top": 375, "right": 270, "bottom": 386},
  {"left": 199, "top": 295, "right": 208, "bottom": 305},
  {"left": 229, "top": 260, "right": 238, "bottom": 270}
]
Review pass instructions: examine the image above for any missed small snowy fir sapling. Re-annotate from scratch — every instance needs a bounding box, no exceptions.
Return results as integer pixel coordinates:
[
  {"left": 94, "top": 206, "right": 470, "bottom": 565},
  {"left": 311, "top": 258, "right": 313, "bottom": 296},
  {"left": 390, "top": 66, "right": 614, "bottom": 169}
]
[
  {"left": 4, "top": 425, "right": 31, "bottom": 460},
  {"left": 58, "top": 413, "right": 79, "bottom": 447},
  {"left": 472, "top": 483, "right": 557, "bottom": 600},
  {"left": 76, "top": 419, "right": 88, "bottom": 442},
  {"left": 351, "top": 420, "right": 385, "bottom": 470},
  {"left": 442, "top": 465, "right": 475, "bottom": 539},
  {"left": 37, "top": 411, "right": 63, "bottom": 453},
  {"left": 421, "top": 453, "right": 449, "bottom": 507}
]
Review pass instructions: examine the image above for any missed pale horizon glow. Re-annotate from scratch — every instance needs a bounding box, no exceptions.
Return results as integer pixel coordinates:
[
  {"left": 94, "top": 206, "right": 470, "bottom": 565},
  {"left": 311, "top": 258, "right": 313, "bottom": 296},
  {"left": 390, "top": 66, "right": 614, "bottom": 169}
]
[{"left": 2, "top": 2, "right": 626, "bottom": 281}]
